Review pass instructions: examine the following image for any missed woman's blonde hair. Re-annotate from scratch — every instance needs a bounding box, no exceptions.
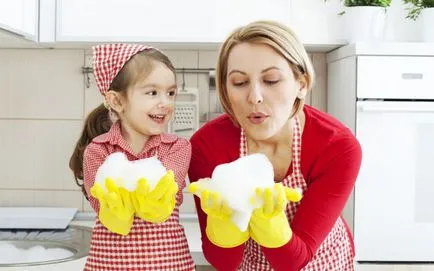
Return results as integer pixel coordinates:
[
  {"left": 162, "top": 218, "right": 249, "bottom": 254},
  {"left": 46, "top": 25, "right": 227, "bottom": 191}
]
[{"left": 216, "top": 20, "right": 315, "bottom": 123}]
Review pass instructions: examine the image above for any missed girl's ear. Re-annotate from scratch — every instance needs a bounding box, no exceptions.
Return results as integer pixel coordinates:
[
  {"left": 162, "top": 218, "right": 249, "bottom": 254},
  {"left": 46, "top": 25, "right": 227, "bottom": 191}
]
[{"left": 105, "top": 90, "right": 125, "bottom": 113}]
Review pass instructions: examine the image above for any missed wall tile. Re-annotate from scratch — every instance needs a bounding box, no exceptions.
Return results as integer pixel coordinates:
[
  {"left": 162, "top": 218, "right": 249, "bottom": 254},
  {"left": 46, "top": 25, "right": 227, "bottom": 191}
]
[
  {"left": 0, "top": 190, "right": 34, "bottom": 207},
  {"left": 0, "top": 120, "right": 82, "bottom": 190},
  {"left": 34, "top": 190, "right": 83, "bottom": 209},
  {"left": 0, "top": 49, "right": 84, "bottom": 119}
]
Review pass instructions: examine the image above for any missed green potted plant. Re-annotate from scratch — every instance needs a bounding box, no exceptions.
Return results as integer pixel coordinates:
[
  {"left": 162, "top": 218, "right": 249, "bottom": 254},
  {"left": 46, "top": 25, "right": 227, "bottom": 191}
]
[
  {"left": 403, "top": 0, "right": 434, "bottom": 41},
  {"left": 343, "top": 0, "right": 392, "bottom": 7},
  {"left": 341, "top": 0, "right": 392, "bottom": 42},
  {"left": 403, "top": 0, "right": 434, "bottom": 19}
]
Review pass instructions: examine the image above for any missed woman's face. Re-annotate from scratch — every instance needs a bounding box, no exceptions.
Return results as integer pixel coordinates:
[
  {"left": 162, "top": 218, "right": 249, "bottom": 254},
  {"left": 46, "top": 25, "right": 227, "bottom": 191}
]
[{"left": 226, "top": 42, "right": 305, "bottom": 140}]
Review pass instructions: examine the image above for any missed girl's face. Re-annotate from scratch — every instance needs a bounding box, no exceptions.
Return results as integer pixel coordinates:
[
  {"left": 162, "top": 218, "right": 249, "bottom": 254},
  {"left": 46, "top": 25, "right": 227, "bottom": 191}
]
[
  {"left": 121, "top": 61, "right": 177, "bottom": 137},
  {"left": 226, "top": 42, "right": 306, "bottom": 141}
]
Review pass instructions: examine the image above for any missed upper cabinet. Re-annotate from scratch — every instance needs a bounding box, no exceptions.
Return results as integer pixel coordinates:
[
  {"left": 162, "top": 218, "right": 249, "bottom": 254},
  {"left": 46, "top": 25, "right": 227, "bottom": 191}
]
[
  {"left": 0, "top": 0, "right": 423, "bottom": 51},
  {"left": 0, "top": 0, "right": 345, "bottom": 51},
  {"left": 53, "top": 0, "right": 291, "bottom": 43},
  {"left": 0, "top": 0, "right": 38, "bottom": 41}
]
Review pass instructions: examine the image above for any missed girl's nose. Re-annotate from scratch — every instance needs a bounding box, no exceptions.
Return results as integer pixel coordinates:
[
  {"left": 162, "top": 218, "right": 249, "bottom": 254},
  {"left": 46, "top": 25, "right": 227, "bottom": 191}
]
[{"left": 157, "top": 94, "right": 172, "bottom": 108}]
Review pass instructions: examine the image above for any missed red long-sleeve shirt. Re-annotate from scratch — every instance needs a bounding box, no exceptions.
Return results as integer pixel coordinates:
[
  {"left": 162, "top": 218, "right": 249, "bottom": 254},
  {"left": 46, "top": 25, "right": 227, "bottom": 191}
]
[{"left": 188, "top": 105, "right": 362, "bottom": 271}]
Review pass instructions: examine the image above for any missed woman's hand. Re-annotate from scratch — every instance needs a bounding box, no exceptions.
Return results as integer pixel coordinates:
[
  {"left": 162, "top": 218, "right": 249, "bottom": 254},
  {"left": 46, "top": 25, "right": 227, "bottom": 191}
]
[
  {"left": 131, "top": 170, "right": 178, "bottom": 223},
  {"left": 190, "top": 182, "right": 250, "bottom": 248},
  {"left": 249, "top": 183, "right": 302, "bottom": 248},
  {"left": 90, "top": 178, "right": 135, "bottom": 235}
]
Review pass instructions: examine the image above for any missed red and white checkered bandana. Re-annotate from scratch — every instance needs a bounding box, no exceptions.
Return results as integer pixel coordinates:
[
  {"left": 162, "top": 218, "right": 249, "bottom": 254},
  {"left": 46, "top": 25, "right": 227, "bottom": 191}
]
[{"left": 92, "top": 43, "right": 154, "bottom": 95}]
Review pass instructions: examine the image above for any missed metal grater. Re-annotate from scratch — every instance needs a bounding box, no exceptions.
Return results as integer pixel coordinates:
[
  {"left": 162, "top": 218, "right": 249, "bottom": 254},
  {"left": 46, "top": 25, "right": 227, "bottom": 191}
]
[{"left": 171, "top": 88, "right": 199, "bottom": 138}]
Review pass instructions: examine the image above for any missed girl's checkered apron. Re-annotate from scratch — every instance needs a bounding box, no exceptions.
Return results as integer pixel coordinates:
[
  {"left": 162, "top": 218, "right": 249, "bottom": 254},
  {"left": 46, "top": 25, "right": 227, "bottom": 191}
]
[{"left": 85, "top": 206, "right": 195, "bottom": 271}]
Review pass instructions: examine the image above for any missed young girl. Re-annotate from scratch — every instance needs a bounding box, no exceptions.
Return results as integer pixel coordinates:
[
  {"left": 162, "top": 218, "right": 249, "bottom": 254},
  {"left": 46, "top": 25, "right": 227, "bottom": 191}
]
[{"left": 69, "top": 44, "right": 195, "bottom": 271}]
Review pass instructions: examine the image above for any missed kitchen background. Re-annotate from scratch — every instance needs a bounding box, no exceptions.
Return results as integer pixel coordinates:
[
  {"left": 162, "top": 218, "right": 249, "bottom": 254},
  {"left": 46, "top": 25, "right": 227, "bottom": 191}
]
[
  {"left": 1, "top": 0, "right": 433, "bottom": 270},
  {"left": 0, "top": 47, "right": 324, "bottom": 214}
]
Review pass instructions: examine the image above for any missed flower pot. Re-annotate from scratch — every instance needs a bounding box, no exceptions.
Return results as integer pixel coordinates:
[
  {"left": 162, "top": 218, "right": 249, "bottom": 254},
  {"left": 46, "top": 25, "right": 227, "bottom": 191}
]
[
  {"left": 420, "top": 7, "right": 434, "bottom": 42},
  {"left": 342, "top": 6, "right": 386, "bottom": 42}
]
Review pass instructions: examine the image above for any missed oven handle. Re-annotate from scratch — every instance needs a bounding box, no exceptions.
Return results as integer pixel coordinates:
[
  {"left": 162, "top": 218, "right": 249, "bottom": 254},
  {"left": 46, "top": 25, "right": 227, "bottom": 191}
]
[{"left": 359, "top": 104, "right": 434, "bottom": 113}]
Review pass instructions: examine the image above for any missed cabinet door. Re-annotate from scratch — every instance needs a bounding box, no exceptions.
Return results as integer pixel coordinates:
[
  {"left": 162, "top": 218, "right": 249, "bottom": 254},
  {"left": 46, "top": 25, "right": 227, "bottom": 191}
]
[
  {"left": 357, "top": 56, "right": 434, "bottom": 100},
  {"left": 56, "top": 0, "right": 218, "bottom": 42},
  {"left": 214, "top": 0, "right": 291, "bottom": 41},
  {"left": 355, "top": 101, "right": 434, "bottom": 262},
  {"left": 0, "top": 0, "right": 38, "bottom": 41},
  {"left": 56, "top": 0, "right": 291, "bottom": 43}
]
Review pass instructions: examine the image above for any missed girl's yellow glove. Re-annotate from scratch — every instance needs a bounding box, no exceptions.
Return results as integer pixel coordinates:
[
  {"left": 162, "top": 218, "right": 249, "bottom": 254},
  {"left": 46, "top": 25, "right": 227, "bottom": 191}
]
[
  {"left": 131, "top": 170, "right": 178, "bottom": 223},
  {"left": 249, "top": 183, "right": 302, "bottom": 248},
  {"left": 189, "top": 183, "right": 250, "bottom": 248},
  {"left": 90, "top": 178, "right": 135, "bottom": 236}
]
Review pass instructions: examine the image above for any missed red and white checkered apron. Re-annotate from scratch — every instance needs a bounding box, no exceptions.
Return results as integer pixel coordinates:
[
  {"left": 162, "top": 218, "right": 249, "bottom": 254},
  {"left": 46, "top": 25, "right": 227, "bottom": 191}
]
[
  {"left": 85, "top": 207, "right": 195, "bottom": 271},
  {"left": 239, "top": 118, "right": 355, "bottom": 271},
  {"left": 84, "top": 146, "right": 195, "bottom": 271}
]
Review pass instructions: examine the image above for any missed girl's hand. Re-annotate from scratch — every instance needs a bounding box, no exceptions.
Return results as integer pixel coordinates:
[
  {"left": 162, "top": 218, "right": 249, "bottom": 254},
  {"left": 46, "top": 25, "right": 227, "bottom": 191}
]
[
  {"left": 131, "top": 170, "right": 178, "bottom": 223},
  {"left": 90, "top": 178, "right": 135, "bottom": 235}
]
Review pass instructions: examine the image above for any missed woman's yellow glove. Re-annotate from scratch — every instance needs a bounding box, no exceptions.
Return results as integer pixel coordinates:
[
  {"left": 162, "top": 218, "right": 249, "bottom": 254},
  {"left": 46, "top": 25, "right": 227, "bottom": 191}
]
[
  {"left": 131, "top": 170, "right": 178, "bottom": 223},
  {"left": 90, "top": 178, "right": 135, "bottom": 236},
  {"left": 249, "top": 183, "right": 302, "bottom": 248},
  {"left": 190, "top": 183, "right": 249, "bottom": 248}
]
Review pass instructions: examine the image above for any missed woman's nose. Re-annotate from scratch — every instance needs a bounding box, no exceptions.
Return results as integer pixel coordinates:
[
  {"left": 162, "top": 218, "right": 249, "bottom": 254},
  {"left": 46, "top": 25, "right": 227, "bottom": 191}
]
[{"left": 248, "top": 83, "right": 264, "bottom": 104}]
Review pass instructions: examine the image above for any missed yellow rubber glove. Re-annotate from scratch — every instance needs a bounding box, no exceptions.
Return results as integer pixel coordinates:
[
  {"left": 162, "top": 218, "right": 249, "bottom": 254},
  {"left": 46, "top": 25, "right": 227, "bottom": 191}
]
[
  {"left": 189, "top": 183, "right": 249, "bottom": 248},
  {"left": 249, "top": 183, "right": 302, "bottom": 248},
  {"left": 90, "top": 178, "right": 135, "bottom": 236},
  {"left": 131, "top": 170, "right": 179, "bottom": 223}
]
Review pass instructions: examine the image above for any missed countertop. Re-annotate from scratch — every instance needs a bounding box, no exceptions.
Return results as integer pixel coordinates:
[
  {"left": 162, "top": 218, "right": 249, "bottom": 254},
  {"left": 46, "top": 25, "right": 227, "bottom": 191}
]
[
  {"left": 5, "top": 218, "right": 432, "bottom": 270},
  {"left": 4, "top": 217, "right": 208, "bottom": 271}
]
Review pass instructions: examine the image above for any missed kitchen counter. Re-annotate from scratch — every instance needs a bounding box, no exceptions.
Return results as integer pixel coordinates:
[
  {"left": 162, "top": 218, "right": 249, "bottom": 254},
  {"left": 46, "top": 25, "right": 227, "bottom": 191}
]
[{"left": 5, "top": 216, "right": 208, "bottom": 271}]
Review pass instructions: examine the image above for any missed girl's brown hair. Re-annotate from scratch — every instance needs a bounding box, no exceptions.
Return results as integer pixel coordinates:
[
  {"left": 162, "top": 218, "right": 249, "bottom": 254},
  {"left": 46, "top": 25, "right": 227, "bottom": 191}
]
[
  {"left": 216, "top": 20, "right": 315, "bottom": 124},
  {"left": 69, "top": 49, "right": 175, "bottom": 198}
]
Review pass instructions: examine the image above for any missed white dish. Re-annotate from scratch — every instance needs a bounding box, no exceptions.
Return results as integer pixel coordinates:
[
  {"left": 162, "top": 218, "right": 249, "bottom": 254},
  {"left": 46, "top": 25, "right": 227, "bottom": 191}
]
[{"left": 0, "top": 207, "right": 77, "bottom": 230}]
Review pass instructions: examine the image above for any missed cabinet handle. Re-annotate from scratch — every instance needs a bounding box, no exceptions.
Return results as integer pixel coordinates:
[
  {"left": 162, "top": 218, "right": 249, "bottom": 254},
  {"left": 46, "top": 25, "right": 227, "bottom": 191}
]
[
  {"left": 401, "top": 73, "right": 424, "bottom": 80},
  {"left": 359, "top": 105, "right": 434, "bottom": 113}
]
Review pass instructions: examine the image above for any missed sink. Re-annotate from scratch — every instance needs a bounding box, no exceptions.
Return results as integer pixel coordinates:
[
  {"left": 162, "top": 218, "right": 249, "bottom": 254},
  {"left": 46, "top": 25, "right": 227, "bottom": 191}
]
[{"left": 0, "top": 225, "right": 91, "bottom": 267}]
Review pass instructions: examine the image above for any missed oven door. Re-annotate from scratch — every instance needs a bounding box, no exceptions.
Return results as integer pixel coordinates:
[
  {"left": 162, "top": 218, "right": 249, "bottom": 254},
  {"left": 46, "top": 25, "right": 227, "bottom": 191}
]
[{"left": 354, "top": 101, "right": 434, "bottom": 262}]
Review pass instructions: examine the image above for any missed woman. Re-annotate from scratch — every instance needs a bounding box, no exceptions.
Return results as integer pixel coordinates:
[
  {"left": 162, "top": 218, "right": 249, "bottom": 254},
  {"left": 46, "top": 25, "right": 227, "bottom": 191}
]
[{"left": 188, "top": 21, "right": 362, "bottom": 271}]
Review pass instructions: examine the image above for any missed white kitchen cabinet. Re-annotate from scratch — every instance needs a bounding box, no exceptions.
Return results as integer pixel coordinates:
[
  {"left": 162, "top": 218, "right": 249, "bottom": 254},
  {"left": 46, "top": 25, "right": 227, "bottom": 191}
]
[
  {"left": 0, "top": 0, "right": 38, "bottom": 41},
  {"left": 54, "top": 0, "right": 291, "bottom": 43},
  {"left": 327, "top": 43, "right": 434, "bottom": 263},
  {"left": 357, "top": 56, "right": 434, "bottom": 100}
]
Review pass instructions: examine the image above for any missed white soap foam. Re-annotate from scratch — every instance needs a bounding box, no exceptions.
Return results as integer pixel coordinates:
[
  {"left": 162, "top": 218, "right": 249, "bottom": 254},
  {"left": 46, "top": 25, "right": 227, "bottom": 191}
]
[
  {"left": 194, "top": 153, "right": 275, "bottom": 231},
  {"left": 95, "top": 152, "right": 167, "bottom": 192},
  {"left": 0, "top": 243, "right": 74, "bottom": 264}
]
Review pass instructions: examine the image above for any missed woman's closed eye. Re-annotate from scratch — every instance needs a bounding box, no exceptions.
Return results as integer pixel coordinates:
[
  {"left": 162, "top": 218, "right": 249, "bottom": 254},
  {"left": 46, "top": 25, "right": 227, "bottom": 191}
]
[
  {"left": 232, "top": 81, "right": 248, "bottom": 87},
  {"left": 264, "top": 79, "right": 280, "bottom": 85}
]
